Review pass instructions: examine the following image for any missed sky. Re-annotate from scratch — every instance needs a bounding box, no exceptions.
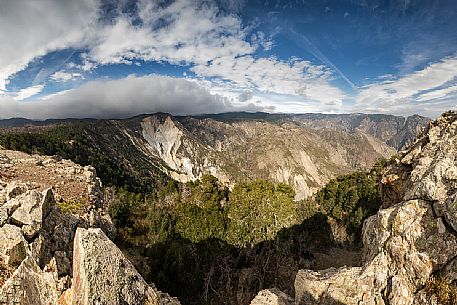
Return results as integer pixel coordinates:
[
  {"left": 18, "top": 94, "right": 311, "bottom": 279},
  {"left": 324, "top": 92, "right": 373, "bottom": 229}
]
[{"left": 0, "top": 0, "right": 456, "bottom": 119}]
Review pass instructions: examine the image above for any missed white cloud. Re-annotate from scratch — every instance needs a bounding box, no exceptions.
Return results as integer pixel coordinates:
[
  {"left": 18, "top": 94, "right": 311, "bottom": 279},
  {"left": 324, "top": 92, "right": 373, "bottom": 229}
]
[
  {"left": 192, "top": 55, "right": 345, "bottom": 104},
  {"left": 50, "top": 71, "right": 84, "bottom": 82},
  {"left": 12, "top": 85, "right": 45, "bottom": 101},
  {"left": 416, "top": 85, "right": 457, "bottom": 102},
  {"left": 356, "top": 53, "right": 457, "bottom": 115},
  {"left": 0, "top": 75, "right": 263, "bottom": 120},
  {"left": 87, "top": 0, "right": 253, "bottom": 66},
  {"left": 0, "top": 0, "right": 348, "bottom": 116},
  {"left": 0, "top": 0, "right": 99, "bottom": 92}
]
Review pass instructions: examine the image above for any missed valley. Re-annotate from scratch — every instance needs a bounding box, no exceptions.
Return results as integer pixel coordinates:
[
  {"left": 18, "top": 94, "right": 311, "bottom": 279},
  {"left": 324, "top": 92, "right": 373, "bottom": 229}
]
[{"left": 0, "top": 111, "right": 433, "bottom": 304}]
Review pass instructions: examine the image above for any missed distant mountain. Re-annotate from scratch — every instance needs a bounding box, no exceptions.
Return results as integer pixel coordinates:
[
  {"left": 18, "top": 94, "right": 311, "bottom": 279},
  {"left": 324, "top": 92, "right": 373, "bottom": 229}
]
[
  {"left": 0, "top": 112, "right": 430, "bottom": 199},
  {"left": 289, "top": 113, "right": 431, "bottom": 150}
]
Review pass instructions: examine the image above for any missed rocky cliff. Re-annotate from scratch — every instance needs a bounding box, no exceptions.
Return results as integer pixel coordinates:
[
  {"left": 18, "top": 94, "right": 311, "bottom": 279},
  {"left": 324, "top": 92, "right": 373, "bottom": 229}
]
[
  {"left": 252, "top": 111, "right": 456, "bottom": 304},
  {"left": 0, "top": 148, "right": 179, "bottom": 304}
]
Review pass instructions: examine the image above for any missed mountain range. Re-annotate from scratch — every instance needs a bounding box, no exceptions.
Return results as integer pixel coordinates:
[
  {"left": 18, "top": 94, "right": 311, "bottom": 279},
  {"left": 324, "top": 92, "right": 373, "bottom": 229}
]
[{"left": 0, "top": 112, "right": 430, "bottom": 199}]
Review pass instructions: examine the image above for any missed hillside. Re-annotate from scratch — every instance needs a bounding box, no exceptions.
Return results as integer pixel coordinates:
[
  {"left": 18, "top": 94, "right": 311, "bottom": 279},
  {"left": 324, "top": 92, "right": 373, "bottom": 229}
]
[{"left": 0, "top": 112, "right": 429, "bottom": 199}]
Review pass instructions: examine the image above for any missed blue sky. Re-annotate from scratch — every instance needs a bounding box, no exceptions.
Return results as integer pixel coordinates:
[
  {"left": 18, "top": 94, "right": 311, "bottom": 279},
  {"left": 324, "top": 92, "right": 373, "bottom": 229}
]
[{"left": 0, "top": 0, "right": 456, "bottom": 119}]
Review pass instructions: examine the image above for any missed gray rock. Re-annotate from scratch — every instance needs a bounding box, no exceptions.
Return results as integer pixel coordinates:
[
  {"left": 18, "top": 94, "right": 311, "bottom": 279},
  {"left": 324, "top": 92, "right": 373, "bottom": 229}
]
[
  {"left": 54, "top": 250, "right": 71, "bottom": 277},
  {"left": 10, "top": 189, "right": 53, "bottom": 238},
  {"left": 0, "top": 256, "right": 60, "bottom": 305},
  {"left": 0, "top": 224, "right": 27, "bottom": 267},
  {"left": 251, "top": 289, "right": 294, "bottom": 305},
  {"left": 72, "top": 227, "right": 180, "bottom": 305},
  {"left": 0, "top": 206, "right": 7, "bottom": 226},
  {"left": 5, "top": 181, "right": 29, "bottom": 201}
]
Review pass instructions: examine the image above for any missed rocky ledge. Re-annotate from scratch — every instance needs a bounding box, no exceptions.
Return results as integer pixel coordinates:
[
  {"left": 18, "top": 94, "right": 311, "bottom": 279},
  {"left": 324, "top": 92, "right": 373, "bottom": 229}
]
[
  {"left": 0, "top": 148, "right": 179, "bottom": 304},
  {"left": 252, "top": 111, "right": 457, "bottom": 305}
]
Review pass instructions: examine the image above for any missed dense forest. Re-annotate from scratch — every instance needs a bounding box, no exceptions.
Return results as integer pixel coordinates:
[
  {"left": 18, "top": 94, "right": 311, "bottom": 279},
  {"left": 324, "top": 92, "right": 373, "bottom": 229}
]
[{"left": 0, "top": 127, "right": 385, "bottom": 304}]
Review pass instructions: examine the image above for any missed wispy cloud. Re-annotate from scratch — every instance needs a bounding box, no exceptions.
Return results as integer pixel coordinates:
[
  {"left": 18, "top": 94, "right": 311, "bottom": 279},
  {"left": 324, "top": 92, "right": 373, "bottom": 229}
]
[
  {"left": 50, "top": 71, "right": 84, "bottom": 83},
  {"left": 355, "top": 53, "right": 457, "bottom": 116},
  {"left": 12, "top": 85, "right": 44, "bottom": 101}
]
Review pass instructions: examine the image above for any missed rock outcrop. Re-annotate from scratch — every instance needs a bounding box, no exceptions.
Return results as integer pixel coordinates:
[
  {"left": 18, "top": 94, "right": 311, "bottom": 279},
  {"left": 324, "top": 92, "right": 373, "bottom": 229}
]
[
  {"left": 71, "top": 228, "right": 179, "bottom": 305},
  {"left": 247, "top": 111, "right": 455, "bottom": 304},
  {"left": 290, "top": 111, "right": 457, "bottom": 304},
  {"left": 0, "top": 148, "right": 179, "bottom": 304},
  {"left": 250, "top": 289, "right": 294, "bottom": 305}
]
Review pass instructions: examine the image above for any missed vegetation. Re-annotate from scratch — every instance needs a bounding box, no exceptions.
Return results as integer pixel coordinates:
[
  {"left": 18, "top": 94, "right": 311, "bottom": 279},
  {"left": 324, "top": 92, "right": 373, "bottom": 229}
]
[
  {"left": 0, "top": 127, "right": 385, "bottom": 305},
  {"left": 58, "top": 198, "right": 91, "bottom": 215},
  {"left": 226, "top": 180, "right": 296, "bottom": 247},
  {"left": 0, "top": 123, "right": 170, "bottom": 193},
  {"left": 108, "top": 167, "right": 382, "bottom": 305},
  {"left": 309, "top": 159, "right": 385, "bottom": 242},
  {"left": 425, "top": 276, "right": 457, "bottom": 305}
]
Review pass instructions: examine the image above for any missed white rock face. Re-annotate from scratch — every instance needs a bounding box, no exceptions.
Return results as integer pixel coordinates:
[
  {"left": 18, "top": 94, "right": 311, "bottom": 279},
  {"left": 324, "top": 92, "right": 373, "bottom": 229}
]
[
  {"left": 142, "top": 116, "right": 197, "bottom": 180},
  {"left": 292, "top": 111, "right": 457, "bottom": 305}
]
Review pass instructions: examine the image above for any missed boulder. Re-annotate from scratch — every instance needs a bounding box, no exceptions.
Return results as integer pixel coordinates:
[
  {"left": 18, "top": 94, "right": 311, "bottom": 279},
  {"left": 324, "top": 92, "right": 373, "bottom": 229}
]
[
  {"left": 0, "top": 256, "right": 60, "bottom": 305},
  {"left": 10, "top": 189, "right": 53, "bottom": 227},
  {"left": 250, "top": 289, "right": 294, "bottom": 305},
  {"left": 5, "top": 181, "right": 29, "bottom": 201},
  {"left": 0, "top": 224, "right": 27, "bottom": 267},
  {"left": 72, "top": 228, "right": 181, "bottom": 305}
]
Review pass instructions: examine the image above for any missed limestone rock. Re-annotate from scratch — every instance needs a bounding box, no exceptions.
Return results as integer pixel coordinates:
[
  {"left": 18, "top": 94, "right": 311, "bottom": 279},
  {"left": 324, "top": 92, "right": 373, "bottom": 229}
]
[
  {"left": 250, "top": 289, "right": 294, "bottom": 305},
  {"left": 0, "top": 256, "right": 59, "bottom": 305},
  {"left": 72, "top": 227, "right": 180, "bottom": 305},
  {"left": 0, "top": 206, "right": 7, "bottom": 226},
  {"left": 0, "top": 224, "right": 27, "bottom": 267},
  {"left": 5, "top": 181, "right": 29, "bottom": 201},
  {"left": 10, "top": 189, "right": 53, "bottom": 228}
]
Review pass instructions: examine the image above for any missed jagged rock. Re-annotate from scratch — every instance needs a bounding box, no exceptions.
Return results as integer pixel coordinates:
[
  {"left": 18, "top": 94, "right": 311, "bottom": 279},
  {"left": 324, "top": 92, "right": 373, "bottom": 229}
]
[
  {"left": 72, "top": 227, "right": 180, "bottom": 305},
  {"left": 10, "top": 189, "right": 53, "bottom": 227},
  {"left": 0, "top": 256, "right": 60, "bottom": 305},
  {"left": 250, "top": 289, "right": 294, "bottom": 305},
  {"left": 0, "top": 224, "right": 27, "bottom": 267},
  {"left": 5, "top": 181, "right": 29, "bottom": 201},
  {"left": 1, "top": 195, "right": 23, "bottom": 218},
  {"left": 0, "top": 207, "right": 7, "bottom": 226},
  {"left": 294, "top": 111, "right": 457, "bottom": 305}
]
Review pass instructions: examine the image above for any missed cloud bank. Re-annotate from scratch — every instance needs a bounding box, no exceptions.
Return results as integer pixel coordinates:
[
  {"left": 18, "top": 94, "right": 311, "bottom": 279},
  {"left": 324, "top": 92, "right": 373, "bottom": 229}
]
[{"left": 0, "top": 75, "right": 262, "bottom": 120}]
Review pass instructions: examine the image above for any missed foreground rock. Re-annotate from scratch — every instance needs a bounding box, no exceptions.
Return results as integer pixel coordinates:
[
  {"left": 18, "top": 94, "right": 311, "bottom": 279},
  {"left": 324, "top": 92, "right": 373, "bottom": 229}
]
[
  {"left": 71, "top": 228, "right": 179, "bottom": 305},
  {"left": 250, "top": 289, "right": 294, "bottom": 305},
  {"left": 0, "top": 149, "right": 180, "bottom": 304},
  {"left": 291, "top": 111, "right": 457, "bottom": 305}
]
